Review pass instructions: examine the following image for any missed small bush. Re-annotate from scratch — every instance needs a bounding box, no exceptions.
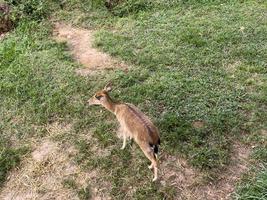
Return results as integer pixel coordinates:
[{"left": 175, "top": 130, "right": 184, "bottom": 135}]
[{"left": 6, "top": 0, "right": 60, "bottom": 22}]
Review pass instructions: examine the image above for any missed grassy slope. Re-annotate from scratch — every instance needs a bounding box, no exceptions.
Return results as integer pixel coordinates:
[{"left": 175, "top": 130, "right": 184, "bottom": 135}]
[
  {"left": 57, "top": 0, "right": 267, "bottom": 198},
  {"left": 0, "top": 0, "right": 266, "bottom": 199}
]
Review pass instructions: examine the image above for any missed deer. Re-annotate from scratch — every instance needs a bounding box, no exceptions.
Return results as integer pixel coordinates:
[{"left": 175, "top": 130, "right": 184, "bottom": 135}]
[{"left": 88, "top": 83, "right": 160, "bottom": 181}]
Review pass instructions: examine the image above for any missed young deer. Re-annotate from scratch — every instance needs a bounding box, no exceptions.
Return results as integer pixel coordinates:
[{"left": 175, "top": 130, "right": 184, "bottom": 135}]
[{"left": 88, "top": 84, "right": 160, "bottom": 181}]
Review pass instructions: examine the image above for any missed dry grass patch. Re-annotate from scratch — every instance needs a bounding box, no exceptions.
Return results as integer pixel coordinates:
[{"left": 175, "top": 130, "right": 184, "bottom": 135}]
[
  {"left": 192, "top": 120, "right": 205, "bottom": 129},
  {"left": 0, "top": 122, "right": 111, "bottom": 200},
  {"left": 224, "top": 61, "right": 242, "bottom": 74},
  {"left": 161, "top": 143, "right": 251, "bottom": 200},
  {"left": 0, "top": 139, "right": 81, "bottom": 200},
  {"left": 46, "top": 122, "right": 72, "bottom": 137},
  {"left": 53, "top": 22, "right": 127, "bottom": 76}
]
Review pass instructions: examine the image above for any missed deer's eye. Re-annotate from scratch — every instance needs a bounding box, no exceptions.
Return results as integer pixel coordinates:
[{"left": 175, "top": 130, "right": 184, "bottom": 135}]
[{"left": 95, "top": 95, "right": 102, "bottom": 100}]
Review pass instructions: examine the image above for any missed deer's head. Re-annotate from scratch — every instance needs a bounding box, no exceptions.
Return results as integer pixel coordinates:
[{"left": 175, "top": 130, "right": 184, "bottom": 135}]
[{"left": 88, "top": 83, "right": 113, "bottom": 106}]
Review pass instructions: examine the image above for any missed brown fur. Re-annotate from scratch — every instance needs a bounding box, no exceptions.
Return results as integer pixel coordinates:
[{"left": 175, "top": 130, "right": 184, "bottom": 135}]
[{"left": 88, "top": 84, "right": 160, "bottom": 181}]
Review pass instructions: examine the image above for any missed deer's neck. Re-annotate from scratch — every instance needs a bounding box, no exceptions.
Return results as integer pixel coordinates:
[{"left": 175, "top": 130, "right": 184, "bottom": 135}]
[{"left": 102, "top": 96, "right": 117, "bottom": 113}]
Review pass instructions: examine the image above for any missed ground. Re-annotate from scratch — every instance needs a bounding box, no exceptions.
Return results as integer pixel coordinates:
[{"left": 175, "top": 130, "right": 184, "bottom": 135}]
[
  {"left": 0, "top": 1, "right": 266, "bottom": 199},
  {"left": 0, "top": 23, "right": 253, "bottom": 200}
]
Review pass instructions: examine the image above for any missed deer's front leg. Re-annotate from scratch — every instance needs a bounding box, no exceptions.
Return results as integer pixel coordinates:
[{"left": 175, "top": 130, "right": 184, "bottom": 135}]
[{"left": 121, "top": 134, "right": 127, "bottom": 150}]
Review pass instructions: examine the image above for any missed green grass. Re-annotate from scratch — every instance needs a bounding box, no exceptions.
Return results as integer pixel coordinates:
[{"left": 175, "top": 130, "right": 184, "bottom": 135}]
[
  {"left": 0, "top": 18, "right": 171, "bottom": 198},
  {"left": 234, "top": 166, "right": 267, "bottom": 200},
  {"left": 1, "top": 0, "right": 267, "bottom": 199},
  {"left": 233, "top": 140, "right": 267, "bottom": 199},
  {"left": 56, "top": 0, "right": 267, "bottom": 198},
  {"left": 0, "top": 19, "right": 91, "bottom": 186},
  {"left": 93, "top": 1, "right": 266, "bottom": 169}
]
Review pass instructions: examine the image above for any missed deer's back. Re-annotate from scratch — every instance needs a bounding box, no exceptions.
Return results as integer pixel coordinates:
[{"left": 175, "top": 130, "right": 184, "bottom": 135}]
[{"left": 115, "top": 103, "right": 160, "bottom": 145}]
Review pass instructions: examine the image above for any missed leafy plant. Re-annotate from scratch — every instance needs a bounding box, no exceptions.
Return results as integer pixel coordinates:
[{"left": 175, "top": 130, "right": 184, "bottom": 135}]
[{"left": 5, "top": 0, "right": 60, "bottom": 22}]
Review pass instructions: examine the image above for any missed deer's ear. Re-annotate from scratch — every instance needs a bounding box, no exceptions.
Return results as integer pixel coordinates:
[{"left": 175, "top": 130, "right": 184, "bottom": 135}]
[{"left": 104, "top": 82, "right": 112, "bottom": 92}]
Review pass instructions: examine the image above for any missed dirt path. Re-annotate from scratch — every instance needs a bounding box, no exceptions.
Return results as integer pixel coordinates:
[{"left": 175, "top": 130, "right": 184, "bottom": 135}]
[{"left": 53, "top": 23, "right": 127, "bottom": 76}]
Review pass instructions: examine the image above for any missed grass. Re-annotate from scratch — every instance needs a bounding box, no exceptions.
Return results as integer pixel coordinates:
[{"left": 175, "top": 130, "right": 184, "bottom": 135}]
[
  {"left": 234, "top": 166, "right": 267, "bottom": 200},
  {"left": 0, "top": 18, "right": 172, "bottom": 198},
  {"left": 91, "top": 1, "right": 266, "bottom": 169},
  {"left": 0, "top": 139, "right": 28, "bottom": 186},
  {"left": 63, "top": 177, "right": 92, "bottom": 200},
  {"left": 57, "top": 0, "right": 267, "bottom": 198},
  {"left": 0, "top": 18, "right": 87, "bottom": 186},
  {"left": 0, "top": 0, "right": 266, "bottom": 199}
]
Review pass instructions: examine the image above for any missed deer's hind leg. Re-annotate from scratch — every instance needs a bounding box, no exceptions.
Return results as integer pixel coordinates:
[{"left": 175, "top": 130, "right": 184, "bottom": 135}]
[{"left": 139, "top": 143, "right": 158, "bottom": 182}]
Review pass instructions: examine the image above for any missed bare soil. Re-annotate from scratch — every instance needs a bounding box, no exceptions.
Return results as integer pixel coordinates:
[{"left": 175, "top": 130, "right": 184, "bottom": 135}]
[{"left": 192, "top": 120, "right": 205, "bottom": 129}]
